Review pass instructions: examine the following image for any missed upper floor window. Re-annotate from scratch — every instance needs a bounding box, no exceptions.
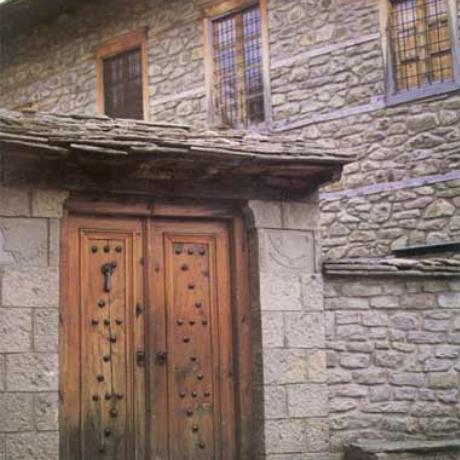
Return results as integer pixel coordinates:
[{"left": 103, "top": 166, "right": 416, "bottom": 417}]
[
  {"left": 391, "top": 0, "right": 453, "bottom": 90},
  {"left": 96, "top": 29, "right": 149, "bottom": 120},
  {"left": 205, "top": 1, "right": 271, "bottom": 129},
  {"left": 384, "top": 0, "right": 460, "bottom": 103}
]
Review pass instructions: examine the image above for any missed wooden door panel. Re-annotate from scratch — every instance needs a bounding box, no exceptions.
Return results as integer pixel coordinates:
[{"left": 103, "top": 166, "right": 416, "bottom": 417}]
[
  {"left": 61, "top": 217, "right": 145, "bottom": 460},
  {"left": 150, "top": 221, "right": 235, "bottom": 460}
]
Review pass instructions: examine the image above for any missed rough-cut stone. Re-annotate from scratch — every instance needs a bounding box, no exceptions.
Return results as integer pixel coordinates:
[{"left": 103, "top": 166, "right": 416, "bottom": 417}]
[
  {"left": 285, "top": 312, "right": 325, "bottom": 348},
  {"left": 260, "top": 273, "right": 302, "bottom": 311},
  {"left": 34, "top": 392, "right": 59, "bottom": 431},
  {"left": 247, "top": 201, "right": 282, "bottom": 229},
  {"left": 424, "top": 199, "right": 455, "bottom": 219},
  {"left": 340, "top": 353, "right": 370, "bottom": 369},
  {"left": 6, "top": 354, "right": 58, "bottom": 391},
  {"left": 0, "top": 218, "right": 48, "bottom": 266},
  {"left": 263, "top": 349, "right": 308, "bottom": 385},
  {"left": 301, "top": 274, "right": 324, "bottom": 310},
  {"left": 438, "top": 293, "right": 460, "bottom": 308},
  {"left": 0, "top": 187, "right": 30, "bottom": 217},
  {"left": 33, "top": 309, "right": 59, "bottom": 352},
  {"left": 0, "top": 308, "right": 32, "bottom": 352},
  {"left": 32, "top": 190, "right": 69, "bottom": 218},
  {"left": 1, "top": 267, "right": 59, "bottom": 307},
  {"left": 5, "top": 432, "right": 59, "bottom": 460},
  {"left": 258, "top": 229, "right": 315, "bottom": 275},
  {"left": 0, "top": 393, "right": 34, "bottom": 432},
  {"left": 286, "top": 383, "right": 328, "bottom": 418}
]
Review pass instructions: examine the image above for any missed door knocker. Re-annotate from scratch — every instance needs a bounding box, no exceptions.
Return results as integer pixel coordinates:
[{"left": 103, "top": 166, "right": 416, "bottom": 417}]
[{"left": 101, "top": 262, "right": 117, "bottom": 292}]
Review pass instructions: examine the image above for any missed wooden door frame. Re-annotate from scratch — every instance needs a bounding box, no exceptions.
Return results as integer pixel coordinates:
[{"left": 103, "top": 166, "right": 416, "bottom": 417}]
[{"left": 60, "top": 198, "right": 253, "bottom": 459}]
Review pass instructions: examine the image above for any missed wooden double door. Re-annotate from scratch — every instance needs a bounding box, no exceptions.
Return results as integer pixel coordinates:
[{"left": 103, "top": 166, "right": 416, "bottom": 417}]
[{"left": 61, "top": 213, "right": 248, "bottom": 459}]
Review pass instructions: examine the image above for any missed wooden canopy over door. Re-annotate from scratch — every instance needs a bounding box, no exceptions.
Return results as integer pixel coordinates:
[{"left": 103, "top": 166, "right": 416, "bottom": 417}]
[{"left": 60, "top": 203, "right": 251, "bottom": 460}]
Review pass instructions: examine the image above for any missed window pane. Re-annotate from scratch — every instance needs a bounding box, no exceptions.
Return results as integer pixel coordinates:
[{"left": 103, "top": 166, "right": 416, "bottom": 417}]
[
  {"left": 391, "top": 0, "right": 453, "bottom": 91},
  {"left": 103, "top": 47, "right": 143, "bottom": 119},
  {"left": 212, "top": 4, "right": 265, "bottom": 128}
]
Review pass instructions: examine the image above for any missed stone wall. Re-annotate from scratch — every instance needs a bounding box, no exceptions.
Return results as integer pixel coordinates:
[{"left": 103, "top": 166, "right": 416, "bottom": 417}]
[
  {"left": 325, "top": 275, "right": 460, "bottom": 459},
  {"left": 0, "top": 187, "right": 67, "bottom": 459},
  {"left": 248, "top": 199, "right": 330, "bottom": 459},
  {"left": 322, "top": 180, "right": 460, "bottom": 259}
]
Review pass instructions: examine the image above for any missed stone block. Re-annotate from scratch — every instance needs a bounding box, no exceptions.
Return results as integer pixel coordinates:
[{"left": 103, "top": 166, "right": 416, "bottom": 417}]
[
  {"left": 362, "top": 312, "right": 389, "bottom": 327},
  {"left": 400, "top": 294, "right": 436, "bottom": 309},
  {"left": 0, "top": 187, "right": 30, "bottom": 217},
  {"left": 342, "top": 283, "right": 382, "bottom": 297},
  {"left": 337, "top": 324, "right": 367, "bottom": 341},
  {"left": 0, "top": 393, "right": 33, "bottom": 431},
  {"left": 264, "top": 419, "right": 308, "bottom": 454},
  {"left": 336, "top": 311, "right": 361, "bottom": 325},
  {"left": 247, "top": 201, "right": 282, "bottom": 229},
  {"left": 6, "top": 353, "right": 58, "bottom": 391},
  {"left": 285, "top": 312, "right": 325, "bottom": 348},
  {"left": 257, "top": 385, "right": 288, "bottom": 420},
  {"left": 31, "top": 189, "right": 68, "bottom": 218},
  {"left": 48, "top": 219, "right": 60, "bottom": 267},
  {"left": 34, "top": 392, "right": 59, "bottom": 430},
  {"left": 263, "top": 349, "right": 308, "bottom": 385},
  {"left": 260, "top": 272, "right": 302, "bottom": 311},
  {"left": 34, "top": 309, "right": 58, "bottom": 352},
  {"left": 390, "top": 372, "right": 425, "bottom": 387},
  {"left": 391, "top": 313, "right": 420, "bottom": 330},
  {"left": 0, "top": 308, "right": 32, "bottom": 352},
  {"left": 305, "top": 418, "right": 329, "bottom": 453},
  {"left": 301, "top": 274, "right": 324, "bottom": 310},
  {"left": 340, "top": 353, "right": 370, "bottom": 369},
  {"left": 0, "top": 355, "right": 5, "bottom": 391},
  {"left": 2, "top": 267, "right": 59, "bottom": 307},
  {"left": 0, "top": 218, "right": 48, "bottom": 266},
  {"left": 428, "top": 372, "right": 458, "bottom": 389},
  {"left": 439, "top": 293, "right": 460, "bottom": 308},
  {"left": 258, "top": 229, "right": 315, "bottom": 275},
  {"left": 307, "top": 350, "right": 327, "bottom": 383},
  {"left": 287, "top": 384, "right": 328, "bottom": 417},
  {"left": 326, "top": 297, "right": 370, "bottom": 310},
  {"left": 370, "top": 296, "right": 399, "bottom": 309},
  {"left": 5, "top": 432, "right": 59, "bottom": 460},
  {"left": 262, "top": 312, "right": 285, "bottom": 348},
  {"left": 282, "top": 202, "right": 319, "bottom": 230}
]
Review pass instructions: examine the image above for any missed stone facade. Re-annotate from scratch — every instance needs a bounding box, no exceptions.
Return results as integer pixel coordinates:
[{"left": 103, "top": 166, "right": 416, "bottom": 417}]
[
  {"left": 0, "top": 187, "right": 67, "bottom": 459},
  {"left": 1, "top": 0, "right": 460, "bottom": 458},
  {"left": 326, "top": 276, "right": 460, "bottom": 458}
]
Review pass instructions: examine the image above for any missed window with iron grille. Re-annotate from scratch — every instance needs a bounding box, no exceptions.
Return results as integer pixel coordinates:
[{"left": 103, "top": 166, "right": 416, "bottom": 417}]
[
  {"left": 103, "top": 47, "right": 144, "bottom": 119},
  {"left": 211, "top": 4, "right": 265, "bottom": 128},
  {"left": 390, "top": 0, "right": 454, "bottom": 92}
]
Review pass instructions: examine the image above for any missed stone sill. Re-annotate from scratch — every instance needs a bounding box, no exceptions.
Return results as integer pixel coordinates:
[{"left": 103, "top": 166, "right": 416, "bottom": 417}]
[
  {"left": 346, "top": 439, "right": 460, "bottom": 459},
  {"left": 385, "top": 81, "right": 460, "bottom": 107}
]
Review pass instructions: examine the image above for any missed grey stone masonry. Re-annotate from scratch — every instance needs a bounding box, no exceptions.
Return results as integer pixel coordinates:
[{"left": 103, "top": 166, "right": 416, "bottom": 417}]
[
  {"left": 248, "top": 198, "right": 329, "bottom": 458},
  {"left": 0, "top": 187, "right": 67, "bottom": 460},
  {"left": 325, "top": 275, "right": 460, "bottom": 459}
]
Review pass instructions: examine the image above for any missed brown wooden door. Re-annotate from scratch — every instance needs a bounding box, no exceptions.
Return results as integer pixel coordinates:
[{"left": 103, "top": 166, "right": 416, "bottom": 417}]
[{"left": 61, "top": 216, "right": 238, "bottom": 459}]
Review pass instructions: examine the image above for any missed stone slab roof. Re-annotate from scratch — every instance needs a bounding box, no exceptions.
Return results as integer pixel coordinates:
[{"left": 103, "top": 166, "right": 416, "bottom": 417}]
[
  {"left": 324, "top": 257, "right": 460, "bottom": 278},
  {"left": 0, "top": 109, "right": 353, "bottom": 182}
]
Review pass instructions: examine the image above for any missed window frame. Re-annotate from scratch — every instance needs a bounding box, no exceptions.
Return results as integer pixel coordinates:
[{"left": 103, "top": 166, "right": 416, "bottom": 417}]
[
  {"left": 203, "top": 0, "right": 272, "bottom": 129},
  {"left": 96, "top": 28, "right": 150, "bottom": 120},
  {"left": 380, "top": 0, "right": 460, "bottom": 106}
]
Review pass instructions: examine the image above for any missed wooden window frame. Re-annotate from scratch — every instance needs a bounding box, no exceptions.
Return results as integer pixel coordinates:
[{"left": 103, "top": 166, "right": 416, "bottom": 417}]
[
  {"left": 203, "top": 0, "right": 273, "bottom": 129},
  {"left": 380, "top": 0, "right": 460, "bottom": 106},
  {"left": 96, "top": 28, "right": 150, "bottom": 120}
]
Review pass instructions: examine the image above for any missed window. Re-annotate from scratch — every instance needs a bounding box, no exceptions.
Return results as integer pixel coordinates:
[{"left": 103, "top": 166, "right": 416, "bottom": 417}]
[
  {"left": 391, "top": 0, "right": 453, "bottom": 91},
  {"left": 205, "top": 1, "right": 271, "bottom": 128},
  {"left": 383, "top": 0, "right": 460, "bottom": 102},
  {"left": 96, "top": 29, "right": 149, "bottom": 120}
]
